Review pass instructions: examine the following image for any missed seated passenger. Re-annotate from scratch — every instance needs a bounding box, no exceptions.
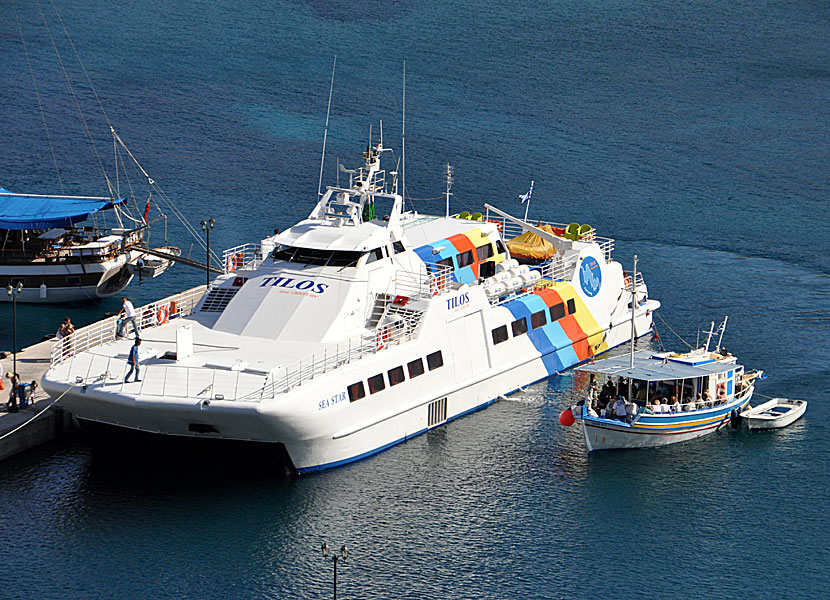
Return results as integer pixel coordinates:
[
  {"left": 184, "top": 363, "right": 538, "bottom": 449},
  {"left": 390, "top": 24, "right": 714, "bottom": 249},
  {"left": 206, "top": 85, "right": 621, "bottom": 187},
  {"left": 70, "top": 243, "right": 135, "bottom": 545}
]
[
  {"left": 670, "top": 396, "right": 681, "bottom": 412},
  {"left": 614, "top": 397, "right": 628, "bottom": 421},
  {"left": 695, "top": 393, "right": 705, "bottom": 410},
  {"left": 702, "top": 391, "right": 712, "bottom": 408},
  {"left": 659, "top": 398, "right": 670, "bottom": 413}
]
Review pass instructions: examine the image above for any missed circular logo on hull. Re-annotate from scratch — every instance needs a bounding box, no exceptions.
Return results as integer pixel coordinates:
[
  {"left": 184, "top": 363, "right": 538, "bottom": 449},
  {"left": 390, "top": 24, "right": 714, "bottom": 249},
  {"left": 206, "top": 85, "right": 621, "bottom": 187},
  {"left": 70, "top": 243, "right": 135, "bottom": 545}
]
[{"left": 579, "top": 257, "right": 602, "bottom": 297}]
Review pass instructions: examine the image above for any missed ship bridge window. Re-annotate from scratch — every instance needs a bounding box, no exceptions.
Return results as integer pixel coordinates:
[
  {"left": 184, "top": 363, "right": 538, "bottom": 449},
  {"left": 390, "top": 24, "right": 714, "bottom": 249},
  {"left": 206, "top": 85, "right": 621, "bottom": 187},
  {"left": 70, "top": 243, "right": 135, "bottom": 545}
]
[
  {"left": 531, "top": 310, "right": 547, "bottom": 329},
  {"left": 368, "top": 373, "right": 386, "bottom": 394},
  {"left": 476, "top": 243, "right": 494, "bottom": 261},
  {"left": 457, "top": 250, "right": 474, "bottom": 268},
  {"left": 348, "top": 381, "right": 366, "bottom": 402},
  {"left": 511, "top": 317, "right": 528, "bottom": 336},
  {"left": 393, "top": 241, "right": 405, "bottom": 254},
  {"left": 271, "top": 244, "right": 362, "bottom": 267},
  {"left": 550, "top": 302, "right": 565, "bottom": 321},
  {"left": 407, "top": 358, "right": 425, "bottom": 378},
  {"left": 365, "top": 248, "right": 385, "bottom": 264},
  {"left": 495, "top": 240, "right": 506, "bottom": 255},
  {"left": 567, "top": 298, "right": 576, "bottom": 314},
  {"left": 492, "top": 325, "right": 509, "bottom": 345},
  {"left": 427, "top": 351, "right": 444, "bottom": 371}
]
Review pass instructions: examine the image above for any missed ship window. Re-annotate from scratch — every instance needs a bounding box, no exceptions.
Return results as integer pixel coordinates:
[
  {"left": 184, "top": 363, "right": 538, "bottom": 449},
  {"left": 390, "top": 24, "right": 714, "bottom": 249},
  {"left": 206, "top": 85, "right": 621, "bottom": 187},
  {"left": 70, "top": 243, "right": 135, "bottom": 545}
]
[
  {"left": 407, "top": 358, "right": 425, "bottom": 378},
  {"left": 271, "top": 244, "right": 298, "bottom": 262},
  {"left": 495, "top": 240, "right": 506, "bottom": 255},
  {"left": 567, "top": 298, "right": 577, "bottom": 315},
  {"left": 531, "top": 310, "right": 547, "bottom": 329},
  {"left": 492, "top": 325, "right": 509, "bottom": 345},
  {"left": 347, "top": 381, "right": 366, "bottom": 402},
  {"left": 66, "top": 276, "right": 81, "bottom": 287},
  {"left": 476, "top": 243, "right": 494, "bottom": 261},
  {"left": 365, "top": 248, "right": 385, "bottom": 264},
  {"left": 550, "top": 302, "right": 565, "bottom": 321},
  {"left": 393, "top": 241, "right": 405, "bottom": 254},
  {"left": 457, "top": 250, "right": 474, "bottom": 268},
  {"left": 327, "top": 251, "right": 363, "bottom": 267},
  {"left": 436, "top": 256, "right": 454, "bottom": 270},
  {"left": 427, "top": 350, "right": 444, "bottom": 371},
  {"left": 388, "top": 366, "right": 406, "bottom": 386},
  {"left": 511, "top": 317, "right": 528, "bottom": 336},
  {"left": 368, "top": 373, "right": 386, "bottom": 394}
]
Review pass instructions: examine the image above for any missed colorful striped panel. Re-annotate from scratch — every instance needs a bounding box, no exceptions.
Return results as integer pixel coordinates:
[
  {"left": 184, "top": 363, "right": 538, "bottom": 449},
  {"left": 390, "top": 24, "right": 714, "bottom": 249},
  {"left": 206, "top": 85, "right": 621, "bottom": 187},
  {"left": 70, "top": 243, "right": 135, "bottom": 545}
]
[{"left": 413, "top": 227, "right": 505, "bottom": 285}]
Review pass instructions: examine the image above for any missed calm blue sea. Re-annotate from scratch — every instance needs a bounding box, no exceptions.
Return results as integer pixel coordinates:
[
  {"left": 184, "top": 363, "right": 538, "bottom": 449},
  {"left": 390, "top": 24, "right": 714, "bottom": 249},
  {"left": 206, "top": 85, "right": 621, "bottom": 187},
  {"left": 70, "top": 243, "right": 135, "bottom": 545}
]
[{"left": 1, "top": 1, "right": 828, "bottom": 598}]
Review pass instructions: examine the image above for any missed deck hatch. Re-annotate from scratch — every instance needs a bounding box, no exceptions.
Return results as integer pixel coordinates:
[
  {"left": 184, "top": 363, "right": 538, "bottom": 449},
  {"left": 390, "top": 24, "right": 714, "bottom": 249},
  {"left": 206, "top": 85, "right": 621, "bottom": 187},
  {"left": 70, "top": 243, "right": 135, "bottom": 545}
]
[{"left": 200, "top": 287, "right": 239, "bottom": 312}]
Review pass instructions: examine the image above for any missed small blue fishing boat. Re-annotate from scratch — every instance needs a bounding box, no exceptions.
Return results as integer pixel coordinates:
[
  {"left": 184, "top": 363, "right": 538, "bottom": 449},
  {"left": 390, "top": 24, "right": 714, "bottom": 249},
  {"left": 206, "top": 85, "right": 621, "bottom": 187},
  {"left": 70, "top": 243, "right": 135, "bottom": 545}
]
[{"left": 560, "top": 317, "right": 764, "bottom": 450}]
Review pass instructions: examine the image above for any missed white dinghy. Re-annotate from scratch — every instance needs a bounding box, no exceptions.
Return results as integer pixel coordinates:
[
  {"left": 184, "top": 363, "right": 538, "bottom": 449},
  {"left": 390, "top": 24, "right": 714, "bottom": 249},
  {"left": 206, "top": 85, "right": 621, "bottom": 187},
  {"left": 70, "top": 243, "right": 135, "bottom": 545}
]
[{"left": 740, "top": 398, "right": 806, "bottom": 430}]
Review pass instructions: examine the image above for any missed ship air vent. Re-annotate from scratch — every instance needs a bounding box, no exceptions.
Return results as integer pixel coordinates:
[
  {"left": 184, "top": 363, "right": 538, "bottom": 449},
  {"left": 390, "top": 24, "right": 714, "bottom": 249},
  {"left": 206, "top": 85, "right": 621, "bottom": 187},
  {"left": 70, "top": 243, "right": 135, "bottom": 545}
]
[{"left": 200, "top": 287, "right": 240, "bottom": 312}]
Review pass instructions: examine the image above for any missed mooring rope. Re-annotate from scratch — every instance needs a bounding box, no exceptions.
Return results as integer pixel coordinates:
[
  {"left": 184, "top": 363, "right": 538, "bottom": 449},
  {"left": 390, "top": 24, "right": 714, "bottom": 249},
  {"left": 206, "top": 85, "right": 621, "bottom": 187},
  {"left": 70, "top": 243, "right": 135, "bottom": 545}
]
[
  {"left": 653, "top": 312, "right": 694, "bottom": 349},
  {"left": 0, "top": 383, "right": 77, "bottom": 442}
]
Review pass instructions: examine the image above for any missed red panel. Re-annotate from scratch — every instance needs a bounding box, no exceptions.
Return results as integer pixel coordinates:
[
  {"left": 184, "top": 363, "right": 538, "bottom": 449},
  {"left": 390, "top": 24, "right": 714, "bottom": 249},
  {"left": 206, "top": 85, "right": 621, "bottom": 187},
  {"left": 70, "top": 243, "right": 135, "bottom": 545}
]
[
  {"left": 533, "top": 288, "right": 561, "bottom": 307},
  {"left": 447, "top": 233, "right": 478, "bottom": 278}
]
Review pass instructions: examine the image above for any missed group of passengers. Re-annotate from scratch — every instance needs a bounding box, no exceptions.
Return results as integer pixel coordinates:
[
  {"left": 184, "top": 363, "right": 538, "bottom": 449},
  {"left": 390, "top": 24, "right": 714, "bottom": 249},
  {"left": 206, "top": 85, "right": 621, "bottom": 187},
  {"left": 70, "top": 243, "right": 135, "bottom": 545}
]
[{"left": 586, "top": 376, "right": 730, "bottom": 422}]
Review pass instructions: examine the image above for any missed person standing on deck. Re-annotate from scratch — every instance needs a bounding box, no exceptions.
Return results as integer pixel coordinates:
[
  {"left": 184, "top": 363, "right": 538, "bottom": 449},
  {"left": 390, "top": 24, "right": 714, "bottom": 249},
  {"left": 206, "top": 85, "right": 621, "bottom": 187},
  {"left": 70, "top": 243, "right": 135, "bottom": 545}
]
[
  {"left": 117, "top": 297, "right": 140, "bottom": 339},
  {"left": 125, "top": 339, "right": 142, "bottom": 383}
]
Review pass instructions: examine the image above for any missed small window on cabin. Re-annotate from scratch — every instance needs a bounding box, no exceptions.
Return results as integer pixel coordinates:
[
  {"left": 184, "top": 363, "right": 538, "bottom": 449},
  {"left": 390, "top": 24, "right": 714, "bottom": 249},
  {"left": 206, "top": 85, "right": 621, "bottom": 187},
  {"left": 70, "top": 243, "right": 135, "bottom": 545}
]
[
  {"left": 393, "top": 241, "right": 405, "bottom": 254},
  {"left": 492, "top": 325, "right": 509, "bottom": 345},
  {"left": 567, "top": 298, "right": 577, "bottom": 315},
  {"left": 368, "top": 373, "right": 386, "bottom": 394},
  {"left": 388, "top": 366, "right": 406, "bottom": 386},
  {"left": 408, "top": 358, "right": 425, "bottom": 378},
  {"left": 531, "top": 310, "right": 547, "bottom": 329},
  {"left": 495, "top": 240, "right": 507, "bottom": 255},
  {"left": 65, "top": 276, "right": 81, "bottom": 287},
  {"left": 457, "top": 250, "right": 474, "bottom": 268},
  {"left": 437, "top": 256, "right": 454, "bottom": 270},
  {"left": 427, "top": 351, "right": 444, "bottom": 371},
  {"left": 550, "top": 303, "right": 566, "bottom": 321},
  {"left": 348, "top": 381, "right": 366, "bottom": 402},
  {"left": 511, "top": 317, "right": 528, "bottom": 336},
  {"left": 476, "top": 243, "right": 494, "bottom": 262},
  {"left": 365, "top": 248, "right": 385, "bottom": 264}
]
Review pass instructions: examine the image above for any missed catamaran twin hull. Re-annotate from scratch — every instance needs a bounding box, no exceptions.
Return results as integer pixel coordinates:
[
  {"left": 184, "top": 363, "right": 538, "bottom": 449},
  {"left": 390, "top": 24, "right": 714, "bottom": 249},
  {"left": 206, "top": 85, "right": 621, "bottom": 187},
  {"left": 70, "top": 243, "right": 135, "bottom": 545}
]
[
  {"left": 45, "top": 255, "right": 657, "bottom": 473},
  {"left": 42, "top": 142, "right": 658, "bottom": 473}
]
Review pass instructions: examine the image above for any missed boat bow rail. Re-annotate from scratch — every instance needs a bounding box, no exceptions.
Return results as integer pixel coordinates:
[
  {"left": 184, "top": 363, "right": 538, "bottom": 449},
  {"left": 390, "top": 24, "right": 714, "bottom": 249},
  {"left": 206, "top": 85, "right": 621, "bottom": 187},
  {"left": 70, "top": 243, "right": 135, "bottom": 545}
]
[{"left": 49, "top": 285, "right": 207, "bottom": 366}]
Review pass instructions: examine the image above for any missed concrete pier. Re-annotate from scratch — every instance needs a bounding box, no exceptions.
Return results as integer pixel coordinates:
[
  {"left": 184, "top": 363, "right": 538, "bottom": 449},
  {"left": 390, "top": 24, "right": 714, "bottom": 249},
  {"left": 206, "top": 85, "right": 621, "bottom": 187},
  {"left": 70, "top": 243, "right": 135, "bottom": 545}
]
[{"left": 0, "top": 339, "right": 77, "bottom": 461}]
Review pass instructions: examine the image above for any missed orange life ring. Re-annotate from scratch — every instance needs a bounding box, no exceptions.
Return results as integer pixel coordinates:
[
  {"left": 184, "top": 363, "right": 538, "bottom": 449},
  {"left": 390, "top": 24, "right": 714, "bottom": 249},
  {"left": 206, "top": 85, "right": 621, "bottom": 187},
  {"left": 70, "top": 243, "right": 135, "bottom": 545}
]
[
  {"left": 156, "top": 304, "right": 169, "bottom": 325},
  {"left": 376, "top": 326, "right": 389, "bottom": 350},
  {"left": 486, "top": 219, "right": 503, "bottom": 233},
  {"left": 226, "top": 255, "right": 235, "bottom": 272}
]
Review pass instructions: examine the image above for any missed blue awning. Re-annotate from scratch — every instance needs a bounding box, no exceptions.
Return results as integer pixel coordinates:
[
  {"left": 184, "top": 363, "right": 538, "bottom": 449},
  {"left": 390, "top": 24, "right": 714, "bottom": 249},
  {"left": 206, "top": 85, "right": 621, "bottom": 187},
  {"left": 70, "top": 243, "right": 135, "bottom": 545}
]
[{"left": 0, "top": 190, "right": 126, "bottom": 230}]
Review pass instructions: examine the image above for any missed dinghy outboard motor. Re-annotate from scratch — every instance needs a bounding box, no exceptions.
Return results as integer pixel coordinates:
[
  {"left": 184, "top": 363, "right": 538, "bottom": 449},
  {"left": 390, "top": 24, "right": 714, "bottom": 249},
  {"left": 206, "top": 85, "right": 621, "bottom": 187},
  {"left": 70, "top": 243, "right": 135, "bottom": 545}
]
[{"left": 730, "top": 409, "right": 742, "bottom": 430}]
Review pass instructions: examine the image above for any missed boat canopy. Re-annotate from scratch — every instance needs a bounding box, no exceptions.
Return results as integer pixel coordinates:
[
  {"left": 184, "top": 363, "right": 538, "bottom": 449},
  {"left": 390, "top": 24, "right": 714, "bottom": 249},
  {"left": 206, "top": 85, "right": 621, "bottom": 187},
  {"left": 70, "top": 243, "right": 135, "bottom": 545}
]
[
  {"left": 577, "top": 350, "right": 737, "bottom": 382},
  {"left": 0, "top": 189, "right": 126, "bottom": 230}
]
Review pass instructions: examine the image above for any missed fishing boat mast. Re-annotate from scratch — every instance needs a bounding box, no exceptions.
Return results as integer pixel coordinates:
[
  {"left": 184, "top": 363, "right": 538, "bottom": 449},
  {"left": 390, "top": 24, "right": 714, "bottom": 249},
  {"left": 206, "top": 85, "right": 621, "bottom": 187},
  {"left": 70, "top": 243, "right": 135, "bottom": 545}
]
[{"left": 628, "top": 254, "right": 637, "bottom": 403}]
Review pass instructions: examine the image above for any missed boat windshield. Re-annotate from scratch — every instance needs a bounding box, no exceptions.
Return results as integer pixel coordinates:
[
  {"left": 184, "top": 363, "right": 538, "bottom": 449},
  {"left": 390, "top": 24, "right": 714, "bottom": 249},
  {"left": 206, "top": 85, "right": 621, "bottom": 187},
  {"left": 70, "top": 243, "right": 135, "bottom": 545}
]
[{"left": 271, "top": 244, "right": 363, "bottom": 267}]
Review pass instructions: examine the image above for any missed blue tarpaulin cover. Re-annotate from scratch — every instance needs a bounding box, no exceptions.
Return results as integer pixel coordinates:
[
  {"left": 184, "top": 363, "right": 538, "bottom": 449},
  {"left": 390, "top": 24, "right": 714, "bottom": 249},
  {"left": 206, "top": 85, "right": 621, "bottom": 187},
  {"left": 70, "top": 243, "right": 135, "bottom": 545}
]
[{"left": 0, "top": 189, "right": 125, "bottom": 230}]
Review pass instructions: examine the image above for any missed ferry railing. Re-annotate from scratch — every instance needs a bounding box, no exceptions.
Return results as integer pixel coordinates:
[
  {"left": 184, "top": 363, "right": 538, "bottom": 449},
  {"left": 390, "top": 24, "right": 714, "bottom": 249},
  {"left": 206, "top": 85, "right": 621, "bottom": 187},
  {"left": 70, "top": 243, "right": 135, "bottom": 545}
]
[
  {"left": 251, "top": 294, "right": 429, "bottom": 398},
  {"left": 222, "top": 243, "right": 264, "bottom": 274},
  {"left": 624, "top": 271, "right": 646, "bottom": 292},
  {"left": 395, "top": 262, "right": 453, "bottom": 299},
  {"left": 479, "top": 213, "right": 601, "bottom": 245},
  {"left": 49, "top": 285, "right": 208, "bottom": 367}
]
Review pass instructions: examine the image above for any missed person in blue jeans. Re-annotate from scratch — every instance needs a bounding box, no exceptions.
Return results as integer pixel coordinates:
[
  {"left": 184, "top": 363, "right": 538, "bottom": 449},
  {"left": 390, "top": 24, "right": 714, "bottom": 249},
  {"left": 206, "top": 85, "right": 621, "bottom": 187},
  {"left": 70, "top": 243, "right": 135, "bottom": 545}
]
[{"left": 125, "top": 338, "right": 142, "bottom": 383}]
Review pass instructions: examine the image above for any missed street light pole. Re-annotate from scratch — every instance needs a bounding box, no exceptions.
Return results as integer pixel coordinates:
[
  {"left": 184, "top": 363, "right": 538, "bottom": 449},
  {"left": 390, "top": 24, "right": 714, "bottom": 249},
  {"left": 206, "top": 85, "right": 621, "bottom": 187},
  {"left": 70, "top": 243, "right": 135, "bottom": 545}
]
[
  {"left": 200, "top": 218, "right": 215, "bottom": 287},
  {"left": 321, "top": 542, "right": 348, "bottom": 600},
  {"left": 6, "top": 282, "right": 23, "bottom": 377}
]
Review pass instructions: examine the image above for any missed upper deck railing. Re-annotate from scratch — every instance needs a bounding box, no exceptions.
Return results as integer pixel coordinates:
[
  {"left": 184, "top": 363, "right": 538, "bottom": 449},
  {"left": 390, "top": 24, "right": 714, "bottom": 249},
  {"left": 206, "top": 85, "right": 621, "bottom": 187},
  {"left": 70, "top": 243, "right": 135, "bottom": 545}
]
[
  {"left": 222, "top": 243, "right": 266, "bottom": 274},
  {"left": 49, "top": 285, "right": 207, "bottom": 367}
]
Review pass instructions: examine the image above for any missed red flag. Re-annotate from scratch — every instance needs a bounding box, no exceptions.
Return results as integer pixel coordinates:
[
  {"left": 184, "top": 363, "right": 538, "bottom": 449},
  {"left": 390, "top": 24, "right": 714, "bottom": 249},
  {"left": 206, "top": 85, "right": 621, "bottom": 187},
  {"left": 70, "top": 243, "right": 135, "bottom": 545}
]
[{"left": 143, "top": 198, "right": 151, "bottom": 223}]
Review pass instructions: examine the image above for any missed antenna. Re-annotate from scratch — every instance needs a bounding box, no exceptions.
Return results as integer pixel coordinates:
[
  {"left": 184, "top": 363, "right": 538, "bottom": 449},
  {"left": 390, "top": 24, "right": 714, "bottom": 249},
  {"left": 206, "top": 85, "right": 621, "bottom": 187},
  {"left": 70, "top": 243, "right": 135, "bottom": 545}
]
[
  {"left": 380, "top": 120, "right": 383, "bottom": 148},
  {"left": 402, "top": 61, "right": 406, "bottom": 209},
  {"left": 444, "top": 163, "right": 454, "bottom": 217},
  {"left": 317, "top": 56, "right": 337, "bottom": 198}
]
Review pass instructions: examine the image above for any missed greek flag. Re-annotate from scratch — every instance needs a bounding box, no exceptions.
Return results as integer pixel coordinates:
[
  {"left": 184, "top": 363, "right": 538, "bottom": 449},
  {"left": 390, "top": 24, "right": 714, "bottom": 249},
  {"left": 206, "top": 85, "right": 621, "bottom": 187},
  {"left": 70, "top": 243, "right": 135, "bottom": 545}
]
[{"left": 519, "top": 180, "right": 534, "bottom": 204}]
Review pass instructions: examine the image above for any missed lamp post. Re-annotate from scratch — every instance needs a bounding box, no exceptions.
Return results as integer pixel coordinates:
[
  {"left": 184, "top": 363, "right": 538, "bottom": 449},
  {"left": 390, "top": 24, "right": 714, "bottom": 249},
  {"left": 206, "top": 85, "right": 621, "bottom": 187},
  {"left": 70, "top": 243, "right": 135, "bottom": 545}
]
[
  {"left": 200, "top": 218, "right": 215, "bottom": 287},
  {"left": 321, "top": 542, "right": 348, "bottom": 600},
  {"left": 6, "top": 282, "right": 23, "bottom": 377}
]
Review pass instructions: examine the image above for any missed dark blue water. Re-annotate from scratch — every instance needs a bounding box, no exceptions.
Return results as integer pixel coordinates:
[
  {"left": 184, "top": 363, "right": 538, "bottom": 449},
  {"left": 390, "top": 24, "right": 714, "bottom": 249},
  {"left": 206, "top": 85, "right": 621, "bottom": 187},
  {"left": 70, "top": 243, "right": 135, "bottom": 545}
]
[{"left": 1, "top": 1, "right": 828, "bottom": 598}]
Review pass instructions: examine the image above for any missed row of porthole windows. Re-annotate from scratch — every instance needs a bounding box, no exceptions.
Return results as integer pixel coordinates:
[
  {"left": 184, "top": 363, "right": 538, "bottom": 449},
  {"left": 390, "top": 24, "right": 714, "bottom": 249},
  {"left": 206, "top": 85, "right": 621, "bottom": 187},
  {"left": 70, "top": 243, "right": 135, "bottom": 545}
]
[
  {"left": 434, "top": 240, "right": 507, "bottom": 272},
  {"left": 491, "top": 298, "right": 578, "bottom": 345},
  {"left": 347, "top": 350, "right": 445, "bottom": 402}
]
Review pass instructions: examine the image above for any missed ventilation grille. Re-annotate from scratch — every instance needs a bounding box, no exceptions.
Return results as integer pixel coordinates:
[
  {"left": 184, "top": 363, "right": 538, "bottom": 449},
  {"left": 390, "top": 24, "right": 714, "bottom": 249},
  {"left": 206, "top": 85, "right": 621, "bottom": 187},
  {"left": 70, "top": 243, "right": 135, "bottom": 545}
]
[
  {"left": 200, "top": 287, "right": 239, "bottom": 312},
  {"left": 428, "top": 397, "right": 448, "bottom": 427}
]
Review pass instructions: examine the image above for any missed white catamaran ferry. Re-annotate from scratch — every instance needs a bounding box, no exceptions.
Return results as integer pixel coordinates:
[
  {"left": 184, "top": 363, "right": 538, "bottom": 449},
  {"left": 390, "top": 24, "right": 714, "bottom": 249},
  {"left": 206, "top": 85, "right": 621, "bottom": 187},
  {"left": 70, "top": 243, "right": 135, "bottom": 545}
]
[{"left": 43, "top": 142, "right": 659, "bottom": 473}]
